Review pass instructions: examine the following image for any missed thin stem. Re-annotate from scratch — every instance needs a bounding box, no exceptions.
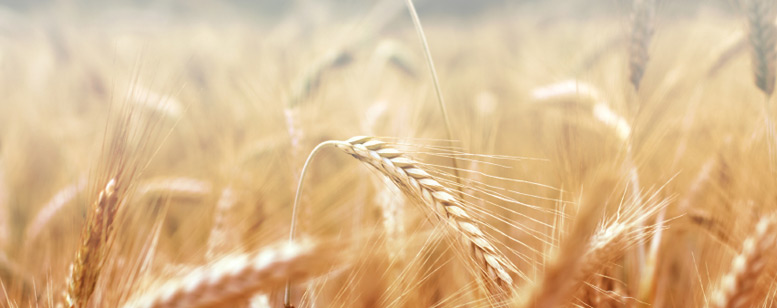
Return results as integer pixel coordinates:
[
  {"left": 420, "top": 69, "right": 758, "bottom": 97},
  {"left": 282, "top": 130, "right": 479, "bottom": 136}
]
[
  {"left": 404, "top": 0, "right": 464, "bottom": 198},
  {"left": 284, "top": 140, "right": 344, "bottom": 308}
]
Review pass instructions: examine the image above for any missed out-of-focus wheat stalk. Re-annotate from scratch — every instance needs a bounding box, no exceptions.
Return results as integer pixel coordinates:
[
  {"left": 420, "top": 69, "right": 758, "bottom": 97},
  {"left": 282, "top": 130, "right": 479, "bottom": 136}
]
[
  {"left": 629, "top": 0, "right": 656, "bottom": 91},
  {"left": 25, "top": 177, "right": 87, "bottom": 243}
]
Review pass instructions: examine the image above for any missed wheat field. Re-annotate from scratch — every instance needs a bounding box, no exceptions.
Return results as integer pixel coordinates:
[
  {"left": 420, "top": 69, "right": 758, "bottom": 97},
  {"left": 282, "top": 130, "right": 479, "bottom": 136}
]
[{"left": 1, "top": 0, "right": 776, "bottom": 307}]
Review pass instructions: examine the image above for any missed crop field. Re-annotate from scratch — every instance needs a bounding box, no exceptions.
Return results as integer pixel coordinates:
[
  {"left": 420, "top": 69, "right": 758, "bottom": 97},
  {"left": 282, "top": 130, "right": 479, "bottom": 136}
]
[{"left": 0, "top": 0, "right": 775, "bottom": 307}]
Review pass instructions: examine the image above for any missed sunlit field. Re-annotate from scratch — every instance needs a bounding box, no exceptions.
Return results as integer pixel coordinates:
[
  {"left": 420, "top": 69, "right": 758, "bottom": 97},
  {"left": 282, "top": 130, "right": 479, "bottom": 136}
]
[{"left": 1, "top": 0, "right": 776, "bottom": 307}]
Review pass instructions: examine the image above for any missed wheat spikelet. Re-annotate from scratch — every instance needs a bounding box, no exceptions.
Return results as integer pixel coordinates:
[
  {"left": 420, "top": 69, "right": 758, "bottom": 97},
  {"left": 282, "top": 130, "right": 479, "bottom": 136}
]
[
  {"left": 121, "top": 240, "right": 343, "bottom": 308},
  {"left": 710, "top": 214, "right": 777, "bottom": 308},
  {"left": 745, "top": 0, "right": 777, "bottom": 96},
  {"left": 65, "top": 178, "right": 119, "bottom": 308},
  {"left": 629, "top": 0, "right": 656, "bottom": 90},
  {"left": 333, "top": 136, "right": 516, "bottom": 294}
]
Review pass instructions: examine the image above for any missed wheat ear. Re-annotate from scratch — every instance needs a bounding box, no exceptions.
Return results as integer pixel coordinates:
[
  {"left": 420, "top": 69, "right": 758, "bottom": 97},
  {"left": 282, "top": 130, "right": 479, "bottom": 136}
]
[
  {"left": 710, "top": 214, "right": 777, "bottom": 308},
  {"left": 284, "top": 137, "right": 516, "bottom": 306},
  {"left": 65, "top": 178, "right": 119, "bottom": 308},
  {"left": 121, "top": 240, "right": 343, "bottom": 308},
  {"left": 628, "top": 0, "right": 656, "bottom": 91},
  {"left": 336, "top": 137, "right": 515, "bottom": 288},
  {"left": 746, "top": 0, "right": 777, "bottom": 97}
]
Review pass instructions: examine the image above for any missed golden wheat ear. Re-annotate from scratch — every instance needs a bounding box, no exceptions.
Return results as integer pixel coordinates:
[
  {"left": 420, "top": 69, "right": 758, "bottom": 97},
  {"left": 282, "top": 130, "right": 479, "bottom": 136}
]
[
  {"left": 283, "top": 137, "right": 517, "bottom": 307},
  {"left": 121, "top": 239, "right": 344, "bottom": 308},
  {"left": 334, "top": 137, "right": 517, "bottom": 290}
]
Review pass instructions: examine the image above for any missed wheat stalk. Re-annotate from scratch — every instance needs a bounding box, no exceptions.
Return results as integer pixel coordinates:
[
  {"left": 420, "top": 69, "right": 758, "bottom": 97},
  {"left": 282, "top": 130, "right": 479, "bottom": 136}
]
[
  {"left": 121, "top": 240, "right": 343, "bottom": 308},
  {"left": 710, "top": 214, "right": 777, "bottom": 308},
  {"left": 628, "top": 0, "right": 656, "bottom": 91},
  {"left": 65, "top": 178, "right": 119, "bottom": 308},
  {"left": 403, "top": 0, "right": 465, "bottom": 202}
]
